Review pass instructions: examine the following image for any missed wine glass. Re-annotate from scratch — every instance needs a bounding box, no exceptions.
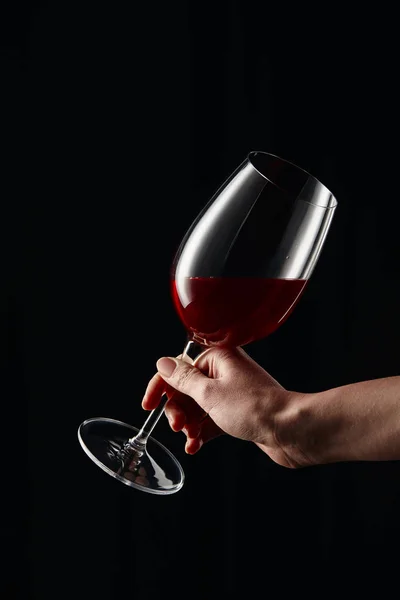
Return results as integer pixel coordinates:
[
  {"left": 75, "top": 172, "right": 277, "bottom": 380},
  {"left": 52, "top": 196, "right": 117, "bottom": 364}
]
[{"left": 78, "top": 151, "right": 338, "bottom": 495}]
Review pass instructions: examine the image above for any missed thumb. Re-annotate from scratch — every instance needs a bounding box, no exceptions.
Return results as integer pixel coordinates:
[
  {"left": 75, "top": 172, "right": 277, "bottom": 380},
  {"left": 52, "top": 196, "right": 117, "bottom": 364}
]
[{"left": 156, "top": 356, "right": 210, "bottom": 410}]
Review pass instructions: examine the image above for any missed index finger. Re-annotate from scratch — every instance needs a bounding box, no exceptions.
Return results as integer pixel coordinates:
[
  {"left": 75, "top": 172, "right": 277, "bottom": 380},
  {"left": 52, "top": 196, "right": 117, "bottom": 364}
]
[{"left": 142, "top": 372, "right": 167, "bottom": 410}]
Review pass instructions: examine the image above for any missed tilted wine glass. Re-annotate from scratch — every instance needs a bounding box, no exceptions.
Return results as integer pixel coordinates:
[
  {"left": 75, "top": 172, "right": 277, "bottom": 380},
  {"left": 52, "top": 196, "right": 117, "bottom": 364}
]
[{"left": 78, "top": 151, "right": 338, "bottom": 495}]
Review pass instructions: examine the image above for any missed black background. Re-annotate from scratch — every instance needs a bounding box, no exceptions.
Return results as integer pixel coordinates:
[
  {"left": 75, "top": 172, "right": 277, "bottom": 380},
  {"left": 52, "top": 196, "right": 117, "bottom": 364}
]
[{"left": 2, "top": 2, "right": 400, "bottom": 598}]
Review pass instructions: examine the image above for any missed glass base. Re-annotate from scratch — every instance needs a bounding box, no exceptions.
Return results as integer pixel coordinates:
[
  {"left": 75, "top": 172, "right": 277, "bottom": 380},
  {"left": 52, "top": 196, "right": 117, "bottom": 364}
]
[{"left": 78, "top": 417, "right": 185, "bottom": 495}]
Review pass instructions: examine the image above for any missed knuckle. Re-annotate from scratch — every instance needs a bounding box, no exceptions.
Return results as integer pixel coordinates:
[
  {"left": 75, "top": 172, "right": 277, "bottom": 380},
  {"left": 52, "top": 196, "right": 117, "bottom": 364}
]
[{"left": 176, "top": 366, "right": 196, "bottom": 389}]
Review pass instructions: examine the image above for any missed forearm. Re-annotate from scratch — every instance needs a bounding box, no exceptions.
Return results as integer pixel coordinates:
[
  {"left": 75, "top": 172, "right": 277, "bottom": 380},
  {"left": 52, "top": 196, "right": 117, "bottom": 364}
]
[{"left": 274, "top": 376, "right": 400, "bottom": 466}]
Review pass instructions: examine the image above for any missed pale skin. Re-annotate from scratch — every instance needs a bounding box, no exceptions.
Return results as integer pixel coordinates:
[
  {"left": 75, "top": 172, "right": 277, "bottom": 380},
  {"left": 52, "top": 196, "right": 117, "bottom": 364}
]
[{"left": 142, "top": 346, "right": 400, "bottom": 468}]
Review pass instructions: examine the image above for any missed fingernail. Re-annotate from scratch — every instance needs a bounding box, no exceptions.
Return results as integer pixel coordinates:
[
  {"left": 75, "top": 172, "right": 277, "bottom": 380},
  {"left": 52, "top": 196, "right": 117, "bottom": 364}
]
[{"left": 156, "top": 357, "right": 177, "bottom": 377}]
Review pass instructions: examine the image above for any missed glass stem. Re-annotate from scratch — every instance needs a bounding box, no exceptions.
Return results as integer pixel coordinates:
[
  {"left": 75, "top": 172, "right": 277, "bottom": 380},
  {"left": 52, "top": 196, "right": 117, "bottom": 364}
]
[{"left": 128, "top": 338, "right": 206, "bottom": 449}]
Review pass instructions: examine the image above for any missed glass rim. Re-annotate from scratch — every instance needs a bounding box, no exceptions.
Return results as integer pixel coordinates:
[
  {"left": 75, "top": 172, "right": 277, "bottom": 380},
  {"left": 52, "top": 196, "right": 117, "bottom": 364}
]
[{"left": 247, "top": 150, "right": 338, "bottom": 209}]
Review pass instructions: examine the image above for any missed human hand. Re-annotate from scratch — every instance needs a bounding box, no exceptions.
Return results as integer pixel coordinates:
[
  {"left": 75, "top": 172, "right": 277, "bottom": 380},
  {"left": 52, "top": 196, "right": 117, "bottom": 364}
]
[{"left": 142, "top": 346, "right": 303, "bottom": 467}]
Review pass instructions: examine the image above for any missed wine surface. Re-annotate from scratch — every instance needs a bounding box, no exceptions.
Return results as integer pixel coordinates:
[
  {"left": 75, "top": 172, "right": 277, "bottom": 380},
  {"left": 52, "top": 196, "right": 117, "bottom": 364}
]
[{"left": 171, "top": 277, "right": 307, "bottom": 347}]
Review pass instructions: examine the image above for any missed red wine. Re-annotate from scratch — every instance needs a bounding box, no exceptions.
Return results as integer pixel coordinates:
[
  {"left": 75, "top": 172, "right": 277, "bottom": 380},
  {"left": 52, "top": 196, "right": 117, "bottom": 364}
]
[{"left": 171, "top": 277, "right": 307, "bottom": 347}]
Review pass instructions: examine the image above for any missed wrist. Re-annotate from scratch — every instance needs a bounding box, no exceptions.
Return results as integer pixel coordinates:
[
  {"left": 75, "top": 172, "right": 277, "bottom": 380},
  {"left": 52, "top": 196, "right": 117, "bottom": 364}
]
[
  {"left": 272, "top": 390, "right": 318, "bottom": 468},
  {"left": 255, "top": 389, "right": 318, "bottom": 468}
]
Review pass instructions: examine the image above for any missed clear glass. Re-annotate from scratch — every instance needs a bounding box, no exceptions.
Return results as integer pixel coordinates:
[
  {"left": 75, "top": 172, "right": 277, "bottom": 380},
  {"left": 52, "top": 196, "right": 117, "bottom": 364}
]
[{"left": 78, "top": 151, "right": 338, "bottom": 494}]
